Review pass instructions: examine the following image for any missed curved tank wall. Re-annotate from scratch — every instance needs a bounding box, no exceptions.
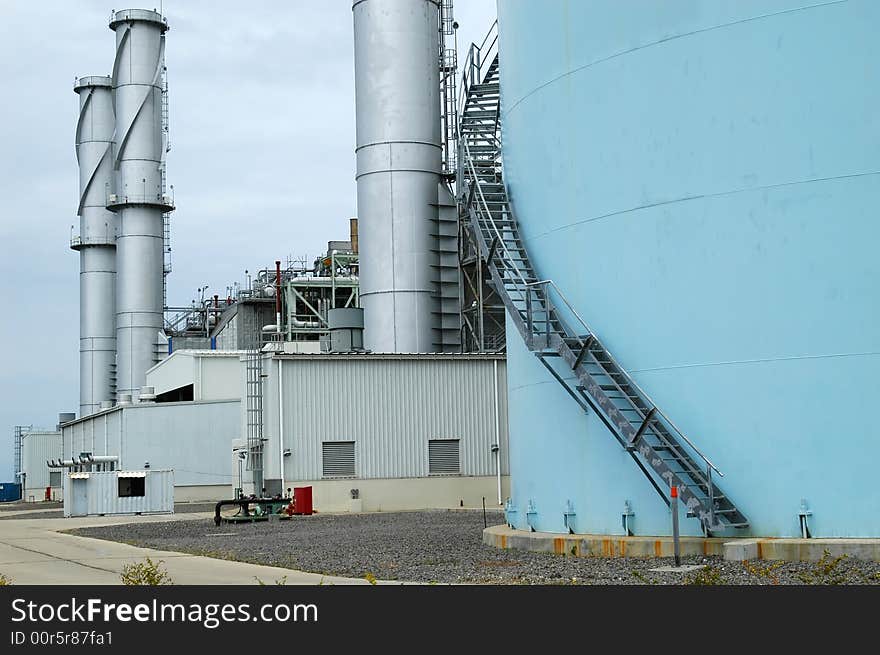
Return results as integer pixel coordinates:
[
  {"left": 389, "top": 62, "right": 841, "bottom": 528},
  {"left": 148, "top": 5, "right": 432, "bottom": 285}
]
[{"left": 498, "top": 0, "right": 880, "bottom": 537}]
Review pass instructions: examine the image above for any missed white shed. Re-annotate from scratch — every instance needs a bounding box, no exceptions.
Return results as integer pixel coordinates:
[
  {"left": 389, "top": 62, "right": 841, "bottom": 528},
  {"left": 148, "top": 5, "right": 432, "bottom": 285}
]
[{"left": 63, "top": 469, "right": 174, "bottom": 517}]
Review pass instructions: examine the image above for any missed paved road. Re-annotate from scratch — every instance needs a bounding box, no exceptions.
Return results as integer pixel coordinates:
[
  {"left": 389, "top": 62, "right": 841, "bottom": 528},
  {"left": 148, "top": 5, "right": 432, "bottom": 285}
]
[{"left": 0, "top": 513, "right": 395, "bottom": 585}]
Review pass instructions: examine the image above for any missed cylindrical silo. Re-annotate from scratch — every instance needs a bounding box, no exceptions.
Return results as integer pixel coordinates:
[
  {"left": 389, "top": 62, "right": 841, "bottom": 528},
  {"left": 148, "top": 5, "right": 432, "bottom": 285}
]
[
  {"left": 352, "top": 0, "right": 441, "bottom": 353},
  {"left": 73, "top": 75, "right": 116, "bottom": 416},
  {"left": 108, "top": 9, "right": 173, "bottom": 399},
  {"left": 498, "top": 0, "right": 880, "bottom": 537}
]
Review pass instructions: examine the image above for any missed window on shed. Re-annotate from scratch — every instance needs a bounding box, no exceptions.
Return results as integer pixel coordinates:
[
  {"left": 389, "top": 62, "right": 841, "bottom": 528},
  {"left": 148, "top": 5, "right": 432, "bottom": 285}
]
[
  {"left": 322, "top": 441, "right": 356, "bottom": 478},
  {"left": 49, "top": 471, "right": 61, "bottom": 487},
  {"left": 118, "top": 477, "right": 145, "bottom": 497},
  {"left": 429, "top": 439, "right": 460, "bottom": 475}
]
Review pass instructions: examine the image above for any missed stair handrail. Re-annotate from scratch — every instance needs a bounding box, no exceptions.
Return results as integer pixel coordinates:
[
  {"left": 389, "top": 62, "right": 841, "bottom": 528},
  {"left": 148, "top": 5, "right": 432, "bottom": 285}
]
[
  {"left": 463, "top": 140, "right": 529, "bottom": 291},
  {"left": 523, "top": 277, "right": 724, "bottom": 478},
  {"left": 458, "top": 20, "right": 498, "bottom": 118}
]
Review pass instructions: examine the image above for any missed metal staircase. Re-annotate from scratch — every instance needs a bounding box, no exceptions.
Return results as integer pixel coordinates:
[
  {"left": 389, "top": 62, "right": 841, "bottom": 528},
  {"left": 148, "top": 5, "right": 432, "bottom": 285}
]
[{"left": 457, "top": 51, "right": 748, "bottom": 534}]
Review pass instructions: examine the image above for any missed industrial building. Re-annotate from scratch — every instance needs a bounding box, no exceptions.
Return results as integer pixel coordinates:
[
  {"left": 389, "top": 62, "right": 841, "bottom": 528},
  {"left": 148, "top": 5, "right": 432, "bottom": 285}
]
[
  {"left": 6, "top": 0, "right": 874, "bottom": 548},
  {"left": 61, "top": 399, "right": 237, "bottom": 502},
  {"left": 245, "top": 353, "right": 508, "bottom": 511},
  {"left": 19, "top": 428, "right": 63, "bottom": 502}
]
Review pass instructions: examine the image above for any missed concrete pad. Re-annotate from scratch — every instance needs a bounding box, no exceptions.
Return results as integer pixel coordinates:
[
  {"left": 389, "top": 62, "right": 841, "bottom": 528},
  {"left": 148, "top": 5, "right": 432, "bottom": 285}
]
[
  {"left": 722, "top": 539, "right": 760, "bottom": 561},
  {"left": 483, "top": 524, "right": 726, "bottom": 558},
  {"left": 723, "top": 538, "right": 880, "bottom": 562},
  {"left": 649, "top": 565, "right": 706, "bottom": 573},
  {"left": 482, "top": 526, "right": 880, "bottom": 563},
  {"left": 0, "top": 513, "right": 407, "bottom": 585}
]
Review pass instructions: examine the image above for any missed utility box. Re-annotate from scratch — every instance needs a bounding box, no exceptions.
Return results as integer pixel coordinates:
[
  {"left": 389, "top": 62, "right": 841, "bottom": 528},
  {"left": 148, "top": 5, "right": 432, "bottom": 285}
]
[{"left": 293, "top": 486, "right": 313, "bottom": 515}]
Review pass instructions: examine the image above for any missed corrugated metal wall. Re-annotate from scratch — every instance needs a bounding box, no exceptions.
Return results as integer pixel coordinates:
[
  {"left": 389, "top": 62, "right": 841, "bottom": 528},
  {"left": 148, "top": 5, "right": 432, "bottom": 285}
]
[
  {"left": 261, "top": 356, "right": 509, "bottom": 482},
  {"left": 62, "top": 400, "right": 237, "bottom": 487},
  {"left": 63, "top": 469, "right": 174, "bottom": 516},
  {"left": 21, "top": 431, "right": 62, "bottom": 489},
  {"left": 64, "top": 408, "right": 123, "bottom": 463}
]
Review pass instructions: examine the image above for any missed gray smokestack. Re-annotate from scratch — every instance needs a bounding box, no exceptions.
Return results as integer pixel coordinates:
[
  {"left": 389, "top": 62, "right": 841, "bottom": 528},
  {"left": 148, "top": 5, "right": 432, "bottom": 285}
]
[
  {"left": 107, "top": 9, "right": 174, "bottom": 398},
  {"left": 73, "top": 75, "right": 117, "bottom": 415},
  {"left": 352, "top": 0, "right": 441, "bottom": 353}
]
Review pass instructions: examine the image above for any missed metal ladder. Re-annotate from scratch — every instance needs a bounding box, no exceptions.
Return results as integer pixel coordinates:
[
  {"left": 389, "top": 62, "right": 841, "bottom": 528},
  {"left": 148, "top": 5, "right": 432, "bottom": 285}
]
[
  {"left": 13, "top": 425, "right": 31, "bottom": 484},
  {"left": 439, "top": 0, "right": 458, "bottom": 177},
  {"left": 245, "top": 327, "right": 265, "bottom": 494},
  {"left": 160, "top": 59, "right": 172, "bottom": 306},
  {"left": 458, "top": 53, "right": 748, "bottom": 534}
]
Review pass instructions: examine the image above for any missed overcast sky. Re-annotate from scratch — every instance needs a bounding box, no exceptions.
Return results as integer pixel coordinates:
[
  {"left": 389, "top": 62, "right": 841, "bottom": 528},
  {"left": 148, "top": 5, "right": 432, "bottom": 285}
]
[{"left": 0, "top": 0, "right": 496, "bottom": 480}]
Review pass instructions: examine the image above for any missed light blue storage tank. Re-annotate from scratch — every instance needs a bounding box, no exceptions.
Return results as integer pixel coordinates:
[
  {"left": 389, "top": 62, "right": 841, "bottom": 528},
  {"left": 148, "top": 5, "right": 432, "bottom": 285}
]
[{"left": 498, "top": 0, "right": 880, "bottom": 537}]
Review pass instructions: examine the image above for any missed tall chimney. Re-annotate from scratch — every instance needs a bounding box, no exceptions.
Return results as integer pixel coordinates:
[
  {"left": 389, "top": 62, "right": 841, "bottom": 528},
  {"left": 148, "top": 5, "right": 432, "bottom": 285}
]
[
  {"left": 107, "top": 9, "right": 174, "bottom": 399},
  {"left": 73, "top": 75, "right": 117, "bottom": 415},
  {"left": 352, "top": 0, "right": 441, "bottom": 353}
]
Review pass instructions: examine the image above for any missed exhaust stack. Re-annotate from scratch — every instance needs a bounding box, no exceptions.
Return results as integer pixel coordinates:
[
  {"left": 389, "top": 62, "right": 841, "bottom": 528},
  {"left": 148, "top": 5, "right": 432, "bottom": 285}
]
[
  {"left": 107, "top": 9, "right": 174, "bottom": 399},
  {"left": 73, "top": 75, "right": 117, "bottom": 415},
  {"left": 352, "top": 0, "right": 441, "bottom": 353}
]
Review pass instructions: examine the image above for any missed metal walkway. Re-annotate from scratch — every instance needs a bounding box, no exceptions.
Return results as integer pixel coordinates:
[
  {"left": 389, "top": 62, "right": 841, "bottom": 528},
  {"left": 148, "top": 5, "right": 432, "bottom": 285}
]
[{"left": 457, "top": 52, "right": 748, "bottom": 534}]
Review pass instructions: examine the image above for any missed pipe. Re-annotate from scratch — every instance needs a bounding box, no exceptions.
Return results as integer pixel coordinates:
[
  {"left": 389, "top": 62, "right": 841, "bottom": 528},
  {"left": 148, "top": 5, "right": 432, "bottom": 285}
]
[
  {"left": 275, "top": 260, "right": 282, "bottom": 334},
  {"left": 289, "top": 319, "right": 322, "bottom": 329},
  {"left": 80, "top": 455, "right": 119, "bottom": 464},
  {"left": 493, "top": 359, "right": 502, "bottom": 505},
  {"left": 47, "top": 459, "right": 78, "bottom": 468},
  {"left": 350, "top": 217, "right": 358, "bottom": 254},
  {"left": 278, "top": 359, "right": 284, "bottom": 488}
]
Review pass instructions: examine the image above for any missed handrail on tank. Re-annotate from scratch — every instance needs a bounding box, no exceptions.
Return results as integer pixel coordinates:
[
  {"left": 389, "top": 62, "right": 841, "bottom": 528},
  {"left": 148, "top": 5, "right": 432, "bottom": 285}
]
[
  {"left": 463, "top": 131, "right": 724, "bottom": 480},
  {"left": 521, "top": 277, "right": 724, "bottom": 478}
]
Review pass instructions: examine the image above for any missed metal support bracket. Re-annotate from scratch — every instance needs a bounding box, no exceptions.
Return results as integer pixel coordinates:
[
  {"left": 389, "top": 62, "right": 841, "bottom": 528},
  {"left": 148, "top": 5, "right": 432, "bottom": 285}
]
[
  {"left": 563, "top": 500, "right": 577, "bottom": 535},
  {"left": 486, "top": 236, "right": 499, "bottom": 267},
  {"left": 573, "top": 335, "right": 594, "bottom": 371},
  {"left": 629, "top": 407, "right": 657, "bottom": 448}
]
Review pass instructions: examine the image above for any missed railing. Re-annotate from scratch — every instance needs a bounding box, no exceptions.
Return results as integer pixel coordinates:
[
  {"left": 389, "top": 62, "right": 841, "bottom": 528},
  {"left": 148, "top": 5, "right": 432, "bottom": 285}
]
[
  {"left": 106, "top": 191, "right": 174, "bottom": 208},
  {"left": 462, "top": 138, "right": 725, "bottom": 484},
  {"left": 458, "top": 20, "right": 498, "bottom": 121},
  {"left": 527, "top": 279, "right": 725, "bottom": 481},
  {"left": 69, "top": 232, "right": 115, "bottom": 249},
  {"left": 463, "top": 140, "right": 528, "bottom": 291}
]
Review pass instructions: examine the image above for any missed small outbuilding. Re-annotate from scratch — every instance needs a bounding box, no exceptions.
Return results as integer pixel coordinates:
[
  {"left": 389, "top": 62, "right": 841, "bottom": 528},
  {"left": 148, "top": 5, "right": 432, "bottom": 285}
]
[{"left": 63, "top": 469, "right": 174, "bottom": 517}]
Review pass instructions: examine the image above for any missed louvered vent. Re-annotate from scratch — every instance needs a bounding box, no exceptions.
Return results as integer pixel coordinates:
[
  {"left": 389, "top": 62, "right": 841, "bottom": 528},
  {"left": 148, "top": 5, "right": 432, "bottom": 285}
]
[
  {"left": 429, "top": 439, "right": 460, "bottom": 475},
  {"left": 322, "top": 441, "right": 355, "bottom": 478}
]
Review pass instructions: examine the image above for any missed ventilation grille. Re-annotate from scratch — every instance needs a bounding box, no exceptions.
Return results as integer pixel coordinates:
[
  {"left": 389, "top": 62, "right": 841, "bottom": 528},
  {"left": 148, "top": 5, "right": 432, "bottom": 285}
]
[
  {"left": 322, "top": 441, "right": 355, "bottom": 478},
  {"left": 429, "top": 439, "right": 460, "bottom": 475}
]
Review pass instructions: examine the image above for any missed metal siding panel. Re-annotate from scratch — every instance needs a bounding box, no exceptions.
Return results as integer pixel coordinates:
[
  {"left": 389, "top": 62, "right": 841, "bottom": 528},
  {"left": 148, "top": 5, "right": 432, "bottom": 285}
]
[
  {"left": 81, "top": 470, "right": 173, "bottom": 515},
  {"left": 121, "top": 401, "right": 237, "bottom": 487},
  {"left": 279, "top": 357, "right": 506, "bottom": 481},
  {"left": 22, "top": 432, "right": 62, "bottom": 489}
]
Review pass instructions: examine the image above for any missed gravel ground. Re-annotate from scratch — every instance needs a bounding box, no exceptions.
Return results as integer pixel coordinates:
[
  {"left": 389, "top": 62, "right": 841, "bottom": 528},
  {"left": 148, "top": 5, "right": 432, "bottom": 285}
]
[
  {"left": 69, "top": 510, "right": 880, "bottom": 585},
  {"left": 172, "top": 502, "right": 219, "bottom": 514}
]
